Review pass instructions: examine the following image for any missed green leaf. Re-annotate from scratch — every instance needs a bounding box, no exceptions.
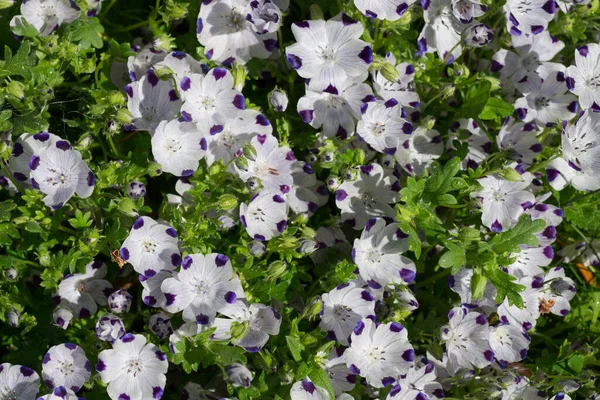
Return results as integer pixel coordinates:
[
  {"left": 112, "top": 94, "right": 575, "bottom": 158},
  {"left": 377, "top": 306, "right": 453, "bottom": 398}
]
[
  {"left": 478, "top": 98, "right": 515, "bottom": 120},
  {"left": 0, "top": 110, "right": 12, "bottom": 132},
  {"left": 422, "top": 158, "right": 466, "bottom": 205},
  {"left": 564, "top": 193, "right": 600, "bottom": 231},
  {"left": 70, "top": 18, "right": 105, "bottom": 50},
  {"left": 471, "top": 270, "right": 487, "bottom": 300},
  {"left": 308, "top": 367, "right": 335, "bottom": 399},
  {"left": 567, "top": 354, "right": 584, "bottom": 374},
  {"left": 439, "top": 241, "right": 466, "bottom": 273},
  {"left": 458, "top": 80, "right": 491, "bottom": 118},
  {"left": 490, "top": 215, "right": 545, "bottom": 254},
  {"left": 488, "top": 268, "right": 525, "bottom": 308},
  {"left": 286, "top": 336, "right": 305, "bottom": 362},
  {"left": 1, "top": 41, "right": 35, "bottom": 79},
  {"left": 0, "top": 200, "right": 16, "bottom": 222}
]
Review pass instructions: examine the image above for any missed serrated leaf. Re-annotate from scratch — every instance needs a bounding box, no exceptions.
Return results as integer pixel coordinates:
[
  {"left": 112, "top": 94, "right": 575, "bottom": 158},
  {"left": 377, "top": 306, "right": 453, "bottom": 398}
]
[
  {"left": 70, "top": 17, "right": 105, "bottom": 50},
  {"left": 1, "top": 41, "right": 35, "bottom": 79},
  {"left": 479, "top": 98, "right": 515, "bottom": 120},
  {"left": 489, "top": 268, "right": 525, "bottom": 308},
  {"left": 490, "top": 215, "right": 545, "bottom": 254},
  {"left": 0, "top": 200, "right": 16, "bottom": 221}
]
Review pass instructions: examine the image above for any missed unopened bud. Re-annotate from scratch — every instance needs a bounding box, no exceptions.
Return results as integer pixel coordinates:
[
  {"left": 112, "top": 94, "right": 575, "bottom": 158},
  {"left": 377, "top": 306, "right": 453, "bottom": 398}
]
[
  {"left": 267, "top": 261, "right": 287, "bottom": 280},
  {"left": 115, "top": 108, "right": 133, "bottom": 125},
  {"left": 6, "top": 81, "right": 24, "bottom": 100},
  {"left": 0, "top": 0, "right": 15, "bottom": 10},
  {"left": 231, "top": 320, "right": 250, "bottom": 341},
  {"left": 218, "top": 194, "right": 238, "bottom": 210},
  {"left": 231, "top": 64, "right": 247, "bottom": 91},
  {"left": 269, "top": 89, "right": 288, "bottom": 112},
  {"left": 5, "top": 309, "right": 18, "bottom": 327},
  {"left": 4, "top": 268, "right": 17, "bottom": 280},
  {"left": 250, "top": 241, "right": 266, "bottom": 256},
  {"left": 154, "top": 66, "right": 174, "bottom": 80},
  {"left": 226, "top": 364, "right": 253, "bottom": 388},
  {"left": 127, "top": 181, "right": 147, "bottom": 200},
  {"left": 502, "top": 167, "right": 524, "bottom": 182},
  {"left": 380, "top": 62, "right": 399, "bottom": 82}
]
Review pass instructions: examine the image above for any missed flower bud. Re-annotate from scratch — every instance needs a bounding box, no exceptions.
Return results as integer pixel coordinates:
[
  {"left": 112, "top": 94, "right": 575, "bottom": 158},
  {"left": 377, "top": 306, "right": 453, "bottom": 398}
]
[
  {"left": 464, "top": 24, "right": 494, "bottom": 48},
  {"left": 4, "top": 268, "right": 17, "bottom": 280},
  {"left": 148, "top": 313, "right": 173, "bottom": 339},
  {"left": 0, "top": 0, "right": 15, "bottom": 9},
  {"left": 154, "top": 66, "right": 174, "bottom": 80},
  {"left": 115, "top": 108, "right": 133, "bottom": 125},
  {"left": 219, "top": 194, "right": 238, "bottom": 210},
  {"left": 269, "top": 89, "right": 288, "bottom": 112},
  {"left": 267, "top": 261, "right": 287, "bottom": 280},
  {"left": 230, "top": 320, "right": 250, "bottom": 342},
  {"left": 127, "top": 180, "right": 146, "bottom": 199},
  {"left": 53, "top": 308, "right": 73, "bottom": 330},
  {"left": 380, "top": 62, "right": 400, "bottom": 83},
  {"left": 6, "top": 81, "right": 24, "bottom": 100},
  {"left": 226, "top": 364, "right": 253, "bottom": 388},
  {"left": 231, "top": 64, "right": 247, "bottom": 91},
  {"left": 250, "top": 241, "right": 266, "bottom": 256},
  {"left": 95, "top": 313, "right": 126, "bottom": 343},
  {"left": 108, "top": 290, "right": 132, "bottom": 314},
  {"left": 5, "top": 309, "right": 18, "bottom": 327}
]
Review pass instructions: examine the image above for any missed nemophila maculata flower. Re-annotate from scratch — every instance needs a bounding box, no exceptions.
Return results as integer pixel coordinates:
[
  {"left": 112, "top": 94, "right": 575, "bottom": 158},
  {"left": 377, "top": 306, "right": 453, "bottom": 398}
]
[
  {"left": 246, "top": 0, "right": 282, "bottom": 35},
  {"left": 53, "top": 308, "right": 73, "bottom": 330},
  {"left": 42, "top": 344, "right": 91, "bottom": 392},
  {"left": 356, "top": 99, "right": 413, "bottom": 155},
  {"left": 489, "top": 322, "right": 531, "bottom": 368},
  {"left": 447, "top": 118, "right": 491, "bottom": 170},
  {"left": 10, "top": 0, "right": 79, "bottom": 36},
  {"left": 97, "top": 333, "right": 168, "bottom": 400},
  {"left": 345, "top": 318, "right": 415, "bottom": 388},
  {"left": 514, "top": 71, "right": 577, "bottom": 127},
  {"left": 497, "top": 118, "right": 542, "bottom": 168},
  {"left": 372, "top": 53, "right": 420, "bottom": 109},
  {"left": 235, "top": 133, "right": 294, "bottom": 192},
  {"left": 323, "top": 348, "right": 356, "bottom": 396},
  {"left": 395, "top": 126, "right": 443, "bottom": 175},
  {"left": 96, "top": 313, "right": 126, "bottom": 343},
  {"left": 450, "top": 267, "right": 497, "bottom": 312},
  {"left": 151, "top": 119, "right": 204, "bottom": 177},
  {"left": 161, "top": 253, "right": 245, "bottom": 325},
  {"left": 29, "top": 139, "right": 94, "bottom": 209},
  {"left": 335, "top": 163, "right": 400, "bottom": 229},
  {"left": 504, "top": 0, "right": 557, "bottom": 35},
  {"left": 546, "top": 156, "right": 600, "bottom": 191},
  {"left": 285, "top": 13, "right": 373, "bottom": 92},
  {"left": 0, "top": 363, "right": 40, "bottom": 399},
  {"left": 319, "top": 281, "right": 375, "bottom": 346},
  {"left": 561, "top": 109, "right": 600, "bottom": 175},
  {"left": 148, "top": 313, "right": 173, "bottom": 339},
  {"left": 353, "top": 0, "right": 416, "bottom": 20},
  {"left": 124, "top": 69, "right": 181, "bottom": 133},
  {"left": 54, "top": 260, "right": 112, "bottom": 319},
  {"left": 154, "top": 51, "right": 205, "bottom": 87},
  {"left": 386, "top": 363, "right": 445, "bottom": 399},
  {"left": 9, "top": 131, "right": 59, "bottom": 184},
  {"left": 419, "top": 0, "right": 465, "bottom": 63},
  {"left": 197, "top": 0, "right": 279, "bottom": 65},
  {"left": 297, "top": 79, "right": 374, "bottom": 139},
  {"left": 352, "top": 217, "right": 416, "bottom": 288},
  {"left": 108, "top": 289, "right": 132, "bottom": 314},
  {"left": 471, "top": 172, "right": 536, "bottom": 232},
  {"left": 441, "top": 307, "right": 494, "bottom": 370},
  {"left": 179, "top": 68, "right": 245, "bottom": 122},
  {"left": 127, "top": 46, "right": 167, "bottom": 82},
  {"left": 226, "top": 364, "right": 253, "bottom": 388},
  {"left": 290, "top": 379, "right": 329, "bottom": 400},
  {"left": 463, "top": 23, "right": 495, "bottom": 47},
  {"left": 120, "top": 216, "right": 181, "bottom": 278},
  {"left": 240, "top": 190, "right": 288, "bottom": 240},
  {"left": 37, "top": 386, "right": 81, "bottom": 400}
]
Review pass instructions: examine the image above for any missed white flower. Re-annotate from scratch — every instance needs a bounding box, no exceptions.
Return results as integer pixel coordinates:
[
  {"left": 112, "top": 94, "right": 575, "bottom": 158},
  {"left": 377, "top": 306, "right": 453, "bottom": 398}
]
[
  {"left": 447, "top": 118, "right": 491, "bottom": 170},
  {"left": 29, "top": 139, "right": 94, "bottom": 209},
  {"left": 11, "top": 0, "right": 79, "bottom": 36},
  {"left": 108, "top": 290, "right": 133, "bottom": 314},
  {"left": 546, "top": 157, "right": 600, "bottom": 191},
  {"left": 285, "top": 162, "right": 328, "bottom": 217},
  {"left": 537, "top": 267, "right": 576, "bottom": 317},
  {"left": 161, "top": 253, "right": 245, "bottom": 325},
  {"left": 345, "top": 318, "right": 414, "bottom": 388},
  {"left": 419, "top": 0, "right": 464, "bottom": 63},
  {"left": 497, "top": 276, "right": 543, "bottom": 331},
  {"left": 514, "top": 72, "right": 578, "bottom": 127},
  {"left": 489, "top": 323, "right": 531, "bottom": 368},
  {"left": 0, "top": 363, "right": 40, "bottom": 400},
  {"left": 372, "top": 53, "right": 420, "bottom": 109},
  {"left": 140, "top": 270, "right": 174, "bottom": 308},
  {"left": 269, "top": 89, "right": 289, "bottom": 112},
  {"left": 471, "top": 173, "right": 536, "bottom": 232},
  {"left": 235, "top": 134, "right": 294, "bottom": 192},
  {"left": 492, "top": 32, "right": 565, "bottom": 91},
  {"left": 319, "top": 281, "right": 375, "bottom": 346},
  {"left": 240, "top": 191, "right": 288, "bottom": 241},
  {"left": 497, "top": 118, "right": 542, "bottom": 168},
  {"left": 97, "top": 333, "right": 168, "bottom": 400},
  {"left": 53, "top": 308, "right": 73, "bottom": 329},
  {"left": 335, "top": 163, "right": 401, "bottom": 230},
  {"left": 449, "top": 267, "right": 497, "bottom": 313},
  {"left": 246, "top": 0, "right": 282, "bottom": 34},
  {"left": 352, "top": 217, "right": 416, "bottom": 288},
  {"left": 151, "top": 119, "right": 204, "bottom": 177},
  {"left": 211, "top": 302, "right": 281, "bottom": 352},
  {"left": 226, "top": 364, "right": 253, "bottom": 388},
  {"left": 285, "top": 13, "right": 373, "bottom": 92},
  {"left": 506, "top": 244, "right": 554, "bottom": 278},
  {"left": 452, "top": 0, "right": 487, "bottom": 23},
  {"left": 96, "top": 313, "right": 126, "bottom": 343},
  {"left": 120, "top": 217, "right": 181, "bottom": 278},
  {"left": 38, "top": 386, "right": 80, "bottom": 400},
  {"left": 290, "top": 379, "right": 330, "bottom": 400},
  {"left": 148, "top": 313, "right": 173, "bottom": 339},
  {"left": 127, "top": 46, "right": 167, "bottom": 82},
  {"left": 353, "top": 0, "right": 415, "bottom": 20},
  {"left": 504, "top": 0, "right": 556, "bottom": 36},
  {"left": 124, "top": 69, "right": 181, "bottom": 133},
  {"left": 298, "top": 80, "right": 374, "bottom": 139},
  {"left": 323, "top": 348, "right": 356, "bottom": 396},
  {"left": 463, "top": 23, "right": 494, "bottom": 48},
  {"left": 9, "top": 132, "right": 59, "bottom": 185},
  {"left": 179, "top": 68, "right": 246, "bottom": 122},
  {"left": 561, "top": 109, "right": 600, "bottom": 175},
  {"left": 395, "top": 126, "right": 443, "bottom": 176},
  {"left": 201, "top": 110, "right": 272, "bottom": 169},
  {"left": 441, "top": 307, "right": 494, "bottom": 370},
  {"left": 154, "top": 51, "right": 205, "bottom": 87},
  {"left": 197, "top": 0, "right": 278, "bottom": 65},
  {"left": 386, "top": 363, "right": 445, "bottom": 399},
  {"left": 551, "top": 393, "right": 571, "bottom": 400},
  {"left": 356, "top": 99, "right": 413, "bottom": 155},
  {"left": 55, "top": 260, "right": 112, "bottom": 319},
  {"left": 42, "top": 344, "right": 90, "bottom": 393}
]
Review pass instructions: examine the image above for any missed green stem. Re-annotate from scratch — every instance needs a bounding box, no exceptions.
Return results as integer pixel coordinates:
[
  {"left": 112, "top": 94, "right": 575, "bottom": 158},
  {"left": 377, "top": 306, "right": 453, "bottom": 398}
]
[
  {"left": 107, "top": 135, "right": 120, "bottom": 159},
  {"left": 416, "top": 268, "right": 450, "bottom": 289},
  {"left": 564, "top": 188, "right": 600, "bottom": 206}
]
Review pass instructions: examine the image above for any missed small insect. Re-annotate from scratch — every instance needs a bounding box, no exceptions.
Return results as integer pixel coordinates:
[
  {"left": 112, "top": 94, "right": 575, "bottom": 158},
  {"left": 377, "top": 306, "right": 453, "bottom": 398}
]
[{"left": 111, "top": 249, "right": 126, "bottom": 268}]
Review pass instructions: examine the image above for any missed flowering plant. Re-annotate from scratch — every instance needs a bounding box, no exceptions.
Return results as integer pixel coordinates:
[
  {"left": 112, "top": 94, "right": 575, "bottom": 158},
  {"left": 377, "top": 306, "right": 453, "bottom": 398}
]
[{"left": 1, "top": 0, "right": 600, "bottom": 399}]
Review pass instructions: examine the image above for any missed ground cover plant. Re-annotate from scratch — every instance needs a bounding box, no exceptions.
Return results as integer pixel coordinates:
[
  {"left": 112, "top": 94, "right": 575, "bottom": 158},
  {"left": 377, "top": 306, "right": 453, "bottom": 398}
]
[{"left": 1, "top": 0, "right": 600, "bottom": 398}]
